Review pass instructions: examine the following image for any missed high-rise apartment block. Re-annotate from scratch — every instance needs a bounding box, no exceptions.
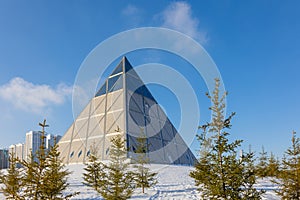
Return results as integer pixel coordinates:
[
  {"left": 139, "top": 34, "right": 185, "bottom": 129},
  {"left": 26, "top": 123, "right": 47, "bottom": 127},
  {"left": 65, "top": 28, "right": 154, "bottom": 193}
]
[
  {"left": 9, "top": 143, "right": 25, "bottom": 160},
  {"left": 8, "top": 131, "right": 61, "bottom": 164},
  {"left": 0, "top": 149, "right": 8, "bottom": 169}
]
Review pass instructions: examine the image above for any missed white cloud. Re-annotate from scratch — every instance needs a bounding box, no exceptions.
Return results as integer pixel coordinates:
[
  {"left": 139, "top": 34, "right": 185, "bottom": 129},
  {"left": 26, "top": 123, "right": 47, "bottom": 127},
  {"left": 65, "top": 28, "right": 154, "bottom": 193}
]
[
  {"left": 121, "top": 4, "right": 143, "bottom": 27},
  {"left": 161, "top": 2, "right": 208, "bottom": 44},
  {"left": 122, "top": 4, "right": 140, "bottom": 16},
  {"left": 0, "top": 77, "right": 72, "bottom": 114}
]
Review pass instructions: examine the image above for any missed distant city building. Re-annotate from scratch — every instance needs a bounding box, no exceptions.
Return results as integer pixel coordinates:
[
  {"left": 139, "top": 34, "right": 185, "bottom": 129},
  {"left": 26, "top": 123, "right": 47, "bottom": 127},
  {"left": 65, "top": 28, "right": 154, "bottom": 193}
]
[
  {"left": 8, "top": 143, "right": 24, "bottom": 168},
  {"left": 46, "top": 134, "right": 62, "bottom": 150},
  {"left": 25, "top": 131, "right": 62, "bottom": 161},
  {"left": 25, "top": 131, "right": 42, "bottom": 161},
  {"left": 55, "top": 135, "right": 62, "bottom": 144},
  {"left": 8, "top": 145, "right": 14, "bottom": 156},
  {"left": 46, "top": 134, "right": 54, "bottom": 150},
  {"left": 9, "top": 143, "right": 25, "bottom": 160},
  {"left": 0, "top": 149, "right": 8, "bottom": 169},
  {"left": 16, "top": 143, "right": 25, "bottom": 160},
  {"left": 9, "top": 131, "right": 61, "bottom": 162}
]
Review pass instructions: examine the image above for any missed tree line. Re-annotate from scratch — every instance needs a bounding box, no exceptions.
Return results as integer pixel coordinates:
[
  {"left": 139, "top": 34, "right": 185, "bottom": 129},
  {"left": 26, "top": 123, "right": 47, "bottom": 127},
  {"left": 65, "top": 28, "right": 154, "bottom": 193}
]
[{"left": 190, "top": 78, "right": 300, "bottom": 199}]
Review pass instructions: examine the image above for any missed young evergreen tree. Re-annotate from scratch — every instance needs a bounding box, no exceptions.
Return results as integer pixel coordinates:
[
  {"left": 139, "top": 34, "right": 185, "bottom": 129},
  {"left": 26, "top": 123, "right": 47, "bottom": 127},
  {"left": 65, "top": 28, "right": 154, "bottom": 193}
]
[
  {"left": 256, "top": 146, "right": 269, "bottom": 178},
  {"left": 83, "top": 135, "right": 135, "bottom": 199},
  {"left": 21, "top": 119, "right": 49, "bottom": 199},
  {"left": 190, "top": 78, "right": 263, "bottom": 199},
  {"left": 132, "top": 130, "right": 157, "bottom": 193},
  {"left": 21, "top": 152, "right": 39, "bottom": 199},
  {"left": 198, "top": 123, "right": 213, "bottom": 159},
  {"left": 101, "top": 135, "right": 135, "bottom": 199},
  {"left": 0, "top": 152, "right": 24, "bottom": 200},
  {"left": 267, "top": 152, "right": 280, "bottom": 177},
  {"left": 43, "top": 142, "right": 79, "bottom": 199},
  {"left": 275, "top": 131, "right": 300, "bottom": 199},
  {"left": 21, "top": 119, "right": 78, "bottom": 199},
  {"left": 83, "top": 143, "right": 106, "bottom": 194},
  {"left": 241, "top": 149, "right": 264, "bottom": 199}
]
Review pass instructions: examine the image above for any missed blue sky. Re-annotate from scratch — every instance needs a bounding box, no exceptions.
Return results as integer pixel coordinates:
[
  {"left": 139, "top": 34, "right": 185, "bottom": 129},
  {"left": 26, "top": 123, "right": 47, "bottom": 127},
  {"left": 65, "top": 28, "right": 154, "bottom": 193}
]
[{"left": 0, "top": 1, "right": 299, "bottom": 158}]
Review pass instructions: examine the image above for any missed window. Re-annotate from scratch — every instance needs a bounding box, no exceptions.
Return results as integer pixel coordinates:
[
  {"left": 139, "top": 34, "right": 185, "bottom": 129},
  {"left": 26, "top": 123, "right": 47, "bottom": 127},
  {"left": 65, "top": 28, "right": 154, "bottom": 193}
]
[
  {"left": 95, "top": 83, "right": 106, "bottom": 97},
  {"left": 70, "top": 151, "right": 74, "bottom": 158},
  {"left": 186, "top": 154, "right": 190, "bottom": 160},
  {"left": 134, "top": 85, "right": 154, "bottom": 100},
  {"left": 86, "top": 150, "right": 90, "bottom": 157},
  {"left": 107, "top": 75, "right": 123, "bottom": 92},
  {"left": 78, "top": 150, "right": 82, "bottom": 158},
  {"left": 125, "top": 58, "right": 134, "bottom": 73},
  {"left": 111, "top": 62, "right": 123, "bottom": 75},
  {"left": 106, "top": 148, "right": 110, "bottom": 155}
]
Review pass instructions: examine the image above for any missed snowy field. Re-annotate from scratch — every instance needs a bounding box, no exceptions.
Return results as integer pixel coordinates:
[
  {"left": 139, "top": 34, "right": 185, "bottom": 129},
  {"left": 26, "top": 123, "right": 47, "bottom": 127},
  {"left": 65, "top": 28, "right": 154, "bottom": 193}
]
[{"left": 0, "top": 164, "right": 280, "bottom": 199}]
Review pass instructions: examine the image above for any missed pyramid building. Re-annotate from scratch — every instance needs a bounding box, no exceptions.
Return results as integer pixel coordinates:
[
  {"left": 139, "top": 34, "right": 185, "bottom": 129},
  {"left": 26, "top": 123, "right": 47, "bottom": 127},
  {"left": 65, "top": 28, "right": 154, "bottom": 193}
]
[{"left": 58, "top": 57, "right": 196, "bottom": 165}]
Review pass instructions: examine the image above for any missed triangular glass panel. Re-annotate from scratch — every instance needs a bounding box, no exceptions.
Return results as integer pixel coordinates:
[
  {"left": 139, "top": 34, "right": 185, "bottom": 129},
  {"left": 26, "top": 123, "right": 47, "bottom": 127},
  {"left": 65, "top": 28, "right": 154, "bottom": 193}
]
[
  {"left": 111, "top": 61, "right": 123, "bottom": 76},
  {"left": 124, "top": 56, "right": 133, "bottom": 72},
  {"left": 107, "top": 74, "right": 123, "bottom": 92},
  {"left": 95, "top": 83, "right": 106, "bottom": 97}
]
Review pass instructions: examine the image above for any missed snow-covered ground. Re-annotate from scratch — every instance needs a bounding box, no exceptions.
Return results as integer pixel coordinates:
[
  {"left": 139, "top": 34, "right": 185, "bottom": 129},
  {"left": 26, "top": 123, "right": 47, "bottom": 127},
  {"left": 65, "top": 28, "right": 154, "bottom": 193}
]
[{"left": 0, "top": 164, "right": 280, "bottom": 199}]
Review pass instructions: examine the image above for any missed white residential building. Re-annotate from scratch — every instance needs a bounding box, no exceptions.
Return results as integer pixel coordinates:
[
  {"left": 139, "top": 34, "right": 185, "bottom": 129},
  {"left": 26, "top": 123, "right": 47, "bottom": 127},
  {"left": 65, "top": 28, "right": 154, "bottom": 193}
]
[
  {"left": 9, "top": 143, "right": 25, "bottom": 161},
  {"left": 16, "top": 143, "right": 25, "bottom": 160},
  {"left": 25, "top": 131, "right": 42, "bottom": 161}
]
